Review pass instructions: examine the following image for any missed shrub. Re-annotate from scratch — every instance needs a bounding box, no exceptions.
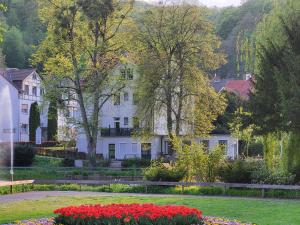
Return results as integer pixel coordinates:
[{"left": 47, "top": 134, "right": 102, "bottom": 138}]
[
  {"left": 54, "top": 204, "right": 204, "bottom": 225},
  {"left": 251, "top": 163, "right": 295, "bottom": 185},
  {"left": 174, "top": 137, "right": 225, "bottom": 182},
  {"left": 122, "top": 158, "right": 151, "bottom": 168},
  {"left": 143, "top": 160, "right": 185, "bottom": 182},
  {"left": 219, "top": 159, "right": 259, "bottom": 183},
  {"left": 14, "top": 145, "right": 36, "bottom": 166},
  {"left": 248, "top": 142, "right": 264, "bottom": 157}
]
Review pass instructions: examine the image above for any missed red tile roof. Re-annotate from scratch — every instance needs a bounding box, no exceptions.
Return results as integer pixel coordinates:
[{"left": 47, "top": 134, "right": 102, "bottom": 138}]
[{"left": 224, "top": 80, "right": 253, "bottom": 100}]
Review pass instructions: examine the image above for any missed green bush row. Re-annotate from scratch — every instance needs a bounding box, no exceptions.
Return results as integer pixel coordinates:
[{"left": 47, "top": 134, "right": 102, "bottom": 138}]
[{"left": 1, "top": 184, "right": 300, "bottom": 199}]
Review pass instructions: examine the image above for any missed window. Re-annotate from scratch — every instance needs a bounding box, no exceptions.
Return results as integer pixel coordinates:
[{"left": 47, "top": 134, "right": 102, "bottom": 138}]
[
  {"left": 120, "top": 69, "right": 126, "bottom": 78},
  {"left": 114, "top": 93, "right": 120, "bottom": 105},
  {"left": 124, "top": 117, "right": 129, "bottom": 126},
  {"left": 127, "top": 68, "right": 133, "bottom": 80},
  {"left": 131, "top": 143, "right": 138, "bottom": 154},
  {"left": 218, "top": 140, "right": 228, "bottom": 152},
  {"left": 164, "top": 141, "right": 171, "bottom": 155},
  {"left": 21, "top": 124, "right": 28, "bottom": 134},
  {"left": 141, "top": 143, "right": 151, "bottom": 159},
  {"left": 108, "top": 144, "right": 115, "bottom": 159},
  {"left": 32, "top": 73, "right": 37, "bottom": 80},
  {"left": 32, "top": 86, "right": 37, "bottom": 96},
  {"left": 124, "top": 92, "right": 129, "bottom": 101},
  {"left": 21, "top": 104, "right": 28, "bottom": 114},
  {"left": 133, "top": 93, "right": 138, "bottom": 105},
  {"left": 24, "top": 85, "right": 29, "bottom": 95},
  {"left": 40, "top": 88, "right": 44, "bottom": 96},
  {"left": 133, "top": 117, "right": 139, "bottom": 128},
  {"left": 120, "top": 68, "right": 133, "bottom": 80},
  {"left": 201, "top": 140, "right": 210, "bottom": 153}
]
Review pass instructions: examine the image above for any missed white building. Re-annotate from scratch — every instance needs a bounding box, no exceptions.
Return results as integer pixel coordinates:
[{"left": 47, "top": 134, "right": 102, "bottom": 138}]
[
  {"left": 76, "top": 65, "right": 239, "bottom": 160},
  {"left": 0, "top": 68, "right": 48, "bottom": 142}
]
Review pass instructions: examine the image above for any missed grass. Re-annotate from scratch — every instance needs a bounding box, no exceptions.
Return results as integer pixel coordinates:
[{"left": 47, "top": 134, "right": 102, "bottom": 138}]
[{"left": 0, "top": 195, "right": 299, "bottom": 225}]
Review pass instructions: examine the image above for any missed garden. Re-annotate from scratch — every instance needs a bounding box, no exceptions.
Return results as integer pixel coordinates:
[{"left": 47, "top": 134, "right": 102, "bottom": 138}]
[{"left": 1, "top": 195, "right": 300, "bottom": 225}]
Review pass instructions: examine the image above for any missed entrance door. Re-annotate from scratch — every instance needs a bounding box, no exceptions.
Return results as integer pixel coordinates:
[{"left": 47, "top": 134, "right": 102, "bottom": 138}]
[
  {"left": 109, "top": 144, "right": 115, "bottom": 159},
  {"left": 141, "top": 143, "right": 151, "bottom": 160}
]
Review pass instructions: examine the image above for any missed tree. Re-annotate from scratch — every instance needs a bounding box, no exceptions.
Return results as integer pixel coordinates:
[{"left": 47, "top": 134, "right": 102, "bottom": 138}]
[
  {"left": 47, "top": 100, "right": 58, "bottom": 141},
  {"left": 135, "top": 3, "right": 226, "bottom": 145},
  {"left": 29, "top": 102, "right": 40, "bottom": 142},
  {"left": 250, "top": 0, "right": 300, "bottom": 171},
  {"left": 2, "top": 26, "right": 26, "bottom": 68},
  {"left": 33, "top": 0, "right": 133, "bottom": 166}
]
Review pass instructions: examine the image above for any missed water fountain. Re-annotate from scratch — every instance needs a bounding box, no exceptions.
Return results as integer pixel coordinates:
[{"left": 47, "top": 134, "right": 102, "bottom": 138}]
[{"left": 0, "top": 85, "right": 14, "bottom": 182}]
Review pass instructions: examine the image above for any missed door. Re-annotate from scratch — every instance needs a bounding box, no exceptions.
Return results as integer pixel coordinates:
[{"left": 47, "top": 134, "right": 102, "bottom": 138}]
[
  {"left": 141, "top": 143, "right": 151, "bottom": 160},
  {"left": 109, "top": 144, "right": 115, "bottom": 159}
]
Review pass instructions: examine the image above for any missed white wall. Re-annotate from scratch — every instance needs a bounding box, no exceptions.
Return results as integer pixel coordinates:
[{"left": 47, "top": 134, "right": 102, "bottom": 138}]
[
  {"left": 0, "top": 76, "right": 19, "bottom": 142},
  {"left": 18, "top": 72, "right": 47, "bottom": 142}
]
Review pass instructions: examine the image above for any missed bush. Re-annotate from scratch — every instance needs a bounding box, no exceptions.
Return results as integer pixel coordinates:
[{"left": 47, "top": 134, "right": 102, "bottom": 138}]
[
  {"left": 14, "top": 145, "right": 36, "bottom": 166},
  {"left": 251, "top": 163, "right": 295, "bottom": 185},
  {"left": 248, "top": 142, "right": 264, "bottom": 157},
  {"left": 54, "top": 204, "right": 204, "bottom": 225},
  {"left": 122, "top": 158, "right": 151, "bottom": 168},
  {"left": 219, "top": 159, "right": 259, "bottom": 183},
  {"left": 143, "top": 160, "right": 185, "bottom": 182}
]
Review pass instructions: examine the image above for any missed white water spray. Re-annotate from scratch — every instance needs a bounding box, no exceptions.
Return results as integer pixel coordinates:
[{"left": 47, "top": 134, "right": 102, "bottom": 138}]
[{"left": 0, "top": 85, "right": 14, "bottom": 182}]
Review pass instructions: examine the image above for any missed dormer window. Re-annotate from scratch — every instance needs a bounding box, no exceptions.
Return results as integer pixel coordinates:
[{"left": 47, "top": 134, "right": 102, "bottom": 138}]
[
  {"left": 32, "top": 86, "right": 37, "bottom": 96},
  {"left": 24, "top": 85, "right": 29, "bottom": 95},
  {"left": 120, "top": 68, "right": 133, "bottom": 80}
]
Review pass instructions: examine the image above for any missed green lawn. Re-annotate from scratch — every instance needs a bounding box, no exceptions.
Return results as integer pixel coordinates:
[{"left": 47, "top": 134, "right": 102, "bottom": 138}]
[{"left": 0, "top": 195, "right": 299, "bottom": 225}]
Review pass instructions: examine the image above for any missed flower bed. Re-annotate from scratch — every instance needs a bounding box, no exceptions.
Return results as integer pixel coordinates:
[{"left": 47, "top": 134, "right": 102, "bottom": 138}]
[
  {"left": 4, "top": 217, "right": 254, "bottom": 225},
  {"left": 54, "top": 204, "right": 204, "bottom": 225}
]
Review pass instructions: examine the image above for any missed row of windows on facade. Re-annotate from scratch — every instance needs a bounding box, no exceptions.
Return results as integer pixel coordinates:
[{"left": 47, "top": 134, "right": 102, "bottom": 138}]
[
  {"left": 120, "top": 68, "right": 134, "bottom": 80},
  {"left": 21, "top": 104, "right": 45, "bottom": 115},
  {"left": 113, "top": 92, "right": 138, "bottom": 105},
  {"left": 108, "top": 142, "right": 151, "bottom": 159},
  {"left": 23, "top": 85, "right": 44, "bottom": 96},
  {"left": 114, "top": 116, "right": 139, "bottom": 128}
]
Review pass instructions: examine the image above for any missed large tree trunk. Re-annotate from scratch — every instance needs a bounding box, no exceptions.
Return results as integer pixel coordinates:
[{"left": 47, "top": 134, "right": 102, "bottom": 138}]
[{"left": 87, "top": 137, "right": 97, "bottom": 167}]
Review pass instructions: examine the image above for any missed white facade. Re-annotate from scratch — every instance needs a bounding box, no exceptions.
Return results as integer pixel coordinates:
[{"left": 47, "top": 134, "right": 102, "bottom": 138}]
[
  {"left": 0, "top": 76, "right": 19, "bottom": 142},
  {"left": 0, "top": 69, "right": 49, "bottom": 143},
  {"left": 76, "top": 65, "right": 239, "bottom": 160}
]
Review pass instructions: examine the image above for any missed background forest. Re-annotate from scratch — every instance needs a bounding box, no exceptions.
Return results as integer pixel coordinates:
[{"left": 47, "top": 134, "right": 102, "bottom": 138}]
[{"left": 0, "top": 0, "right": 275, "bottom": 78}]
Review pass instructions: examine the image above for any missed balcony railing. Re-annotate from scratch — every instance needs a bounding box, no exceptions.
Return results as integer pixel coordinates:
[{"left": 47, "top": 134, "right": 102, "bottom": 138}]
[{"left": 101, "top": 128, "right": 137, "bottom": 137}]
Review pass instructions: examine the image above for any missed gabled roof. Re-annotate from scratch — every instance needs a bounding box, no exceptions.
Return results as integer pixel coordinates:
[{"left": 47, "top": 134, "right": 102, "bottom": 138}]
[
  {"left": 5, "top": 68, "right": 36, "bottom": 81},
  {"left": 0, "top": 68, "right": 38, "bottom": 92},
  {"left": 211, "top": 77, "right": 253, "bottom": 100},
  {"left": 225, "top": 80, "right": 252, "bottom": 100}
]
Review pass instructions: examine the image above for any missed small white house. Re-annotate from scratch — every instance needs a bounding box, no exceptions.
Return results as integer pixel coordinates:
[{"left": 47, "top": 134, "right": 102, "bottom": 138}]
[
  {"left": 0, "top": 68, "right": 48, "bottom": 142},
  {"left": 76, "top": 64, "right": 239, "bottom": 160}
]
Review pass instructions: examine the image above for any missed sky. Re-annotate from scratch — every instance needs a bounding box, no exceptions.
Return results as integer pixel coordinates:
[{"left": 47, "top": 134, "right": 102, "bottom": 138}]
[
  {"left": 143, "top": 0, "right": 242, "bottom": 7},
  {"left": 199, "top": 0, "right": 241, "bottom": 7}
]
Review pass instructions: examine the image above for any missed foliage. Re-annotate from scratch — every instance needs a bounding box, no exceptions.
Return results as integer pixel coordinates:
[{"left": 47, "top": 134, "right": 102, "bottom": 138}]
[
  {"left": 174, "top": 137, "right": 225, "bottom": 182},
  {"left": 1, "top": 0, "right": 45, "bottom": 68},
  {"left": 219, "top": 159, "right": 259, "bottom": 184},
  {"left": 29, "top": 102, "right": 40, "bottom": 143},
  {"left": 143, "top": 160, "right": 185, "bottom": 182},
  {"left": 247, "top": 142, "right": 264, "bottom": 157},
  {"left": 209, "top": 0, "right": 273, "bottom": 77},
  {"left": 251, "top": 162, "right": 295, "bottom": 185},
  {"left": 2, "top": 26, "right": 26, "bottom": 68},
  {"left": 47, "top": 100, "right": 58, "bottom": 141},
  {"left": 261, "top": 133, "right": 281, "bottom": 171},
  {"left": 213, "top": 91, "right": 246, "bottom": 134},
  {"left": 54, "top": 204, "right": 204, "bottom": 225},
  {"left": 121, "top": 158, "right": 151, "bottom": 168},
  {"left": 134, "top": 3, "right": 226, "bottom": 141},
  {"left": 250, "top": 0, "right": 300, "bottom": 134},
  {"left": 33, "top": 0, "right": 133, "bottom": 166},
  {"left": 229, "top": 107, "right": 255, "bottom": 156},
  {"left": 14, "top": 145, "right": 36, "bottom": 167}
]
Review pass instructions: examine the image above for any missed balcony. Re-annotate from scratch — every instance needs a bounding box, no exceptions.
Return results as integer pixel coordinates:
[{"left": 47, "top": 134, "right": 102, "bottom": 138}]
[{"left": 101, "top": 128, "right": 137, "bottom": 137}]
